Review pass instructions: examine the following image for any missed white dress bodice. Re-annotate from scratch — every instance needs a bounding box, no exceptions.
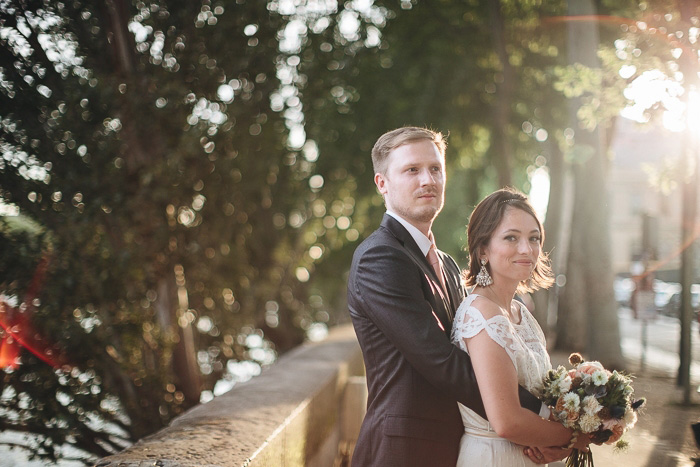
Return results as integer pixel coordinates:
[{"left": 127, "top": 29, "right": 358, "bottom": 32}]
[{"left": 450, "top": 293, "right": 552, "bottom": 466}]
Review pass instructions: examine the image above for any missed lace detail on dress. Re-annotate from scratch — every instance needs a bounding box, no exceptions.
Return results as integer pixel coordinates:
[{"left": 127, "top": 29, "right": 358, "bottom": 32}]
[
  {"left": 452, "top": 293, "right": 551, "bottom": 466},
  {"left": 450, "top": 293, "right": 551, "bottom": 395}
]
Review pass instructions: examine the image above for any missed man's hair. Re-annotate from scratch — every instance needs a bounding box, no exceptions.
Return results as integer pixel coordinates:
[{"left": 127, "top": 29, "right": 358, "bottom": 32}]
[
  {"left": 371, "top": 127, "right": 447, "bottom": 175},
  {"left": 463, "top": 187, "right": 554, "bottom": 294}
]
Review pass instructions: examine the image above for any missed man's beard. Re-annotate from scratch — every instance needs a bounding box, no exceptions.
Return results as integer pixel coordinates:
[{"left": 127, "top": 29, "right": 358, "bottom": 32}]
[{"left": 393, "top": 202, "right": 443, "bottom": 224}]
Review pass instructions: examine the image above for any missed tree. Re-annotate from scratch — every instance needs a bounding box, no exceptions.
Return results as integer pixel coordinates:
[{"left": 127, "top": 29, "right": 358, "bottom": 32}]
[
  {"left": 552, "top": 0, "right": 700, "bottom": 368},
  {"left": 551, "top": 0, "right": 624, "bottom": 367},
  {"left": 0, "top": 0, "right": 358, "bottom": 461},
  {"left": 594, "top": 0, "right": 700, "bottom": 391}
]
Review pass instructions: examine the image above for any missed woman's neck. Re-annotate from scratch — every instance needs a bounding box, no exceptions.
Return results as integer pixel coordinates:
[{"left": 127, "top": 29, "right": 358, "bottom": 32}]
[{"left": 475, "top": 281, "right": 517, "bottom": 311}]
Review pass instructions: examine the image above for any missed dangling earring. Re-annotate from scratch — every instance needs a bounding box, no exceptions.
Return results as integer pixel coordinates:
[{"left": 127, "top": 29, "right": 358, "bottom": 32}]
[{"left": 476, "top": 258, "right": 493, "bottom": 286}]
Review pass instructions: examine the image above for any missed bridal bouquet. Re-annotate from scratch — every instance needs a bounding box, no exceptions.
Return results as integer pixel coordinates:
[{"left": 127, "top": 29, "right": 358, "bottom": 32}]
[{"left": 541, "top": 353, "right": 646, "bottom": 467}]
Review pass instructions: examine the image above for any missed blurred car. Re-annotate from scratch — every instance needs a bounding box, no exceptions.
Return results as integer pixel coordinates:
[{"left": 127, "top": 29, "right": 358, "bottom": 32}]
[
  {"left": 614, "top": 277, "right": 635, "bottom": 307},
  {"left": 660, "top": 287, "right": 700, "bottom": 319},
  {"left": 653, "top": 281, "right": 680, "bottom": 310}
]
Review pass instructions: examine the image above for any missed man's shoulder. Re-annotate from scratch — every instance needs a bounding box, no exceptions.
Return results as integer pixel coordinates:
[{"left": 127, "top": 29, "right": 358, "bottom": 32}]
[
  {"left": 440, "top": 251, "right": 462, "bottom": 270},
  {"left": 353, "top": 224, "right": 398, "bottom": 256}
]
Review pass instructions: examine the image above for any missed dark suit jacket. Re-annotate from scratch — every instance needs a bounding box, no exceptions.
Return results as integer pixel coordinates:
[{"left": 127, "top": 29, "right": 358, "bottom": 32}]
[{"left": 347, "top": 214, "right": 541, "bottom": 467}]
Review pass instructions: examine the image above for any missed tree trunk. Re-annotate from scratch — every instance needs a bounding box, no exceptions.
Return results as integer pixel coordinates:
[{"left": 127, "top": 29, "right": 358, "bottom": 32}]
[
  {"left": 676, "top": 0, "right": 699, "bottom": 398},
  {"left": 162, "top": 269, "right": 202, "bottom": 403},
  {"left": 488, "top": 0, "right": 513, "bottom": 187},
  {"left": 103, "top": 0, "right": 201, "bottom": 403},
  {"left": 102, "top": 0, "right": 155, "bottom": 172},
  {"left": 532, "top": 140, "right": 567, "bottom": 332},
  {"left": 555, "top": 0, "right": 623, "bottom": 368},
  {"left": 678, "top": 128, "right": 696, "bottom": 392}
]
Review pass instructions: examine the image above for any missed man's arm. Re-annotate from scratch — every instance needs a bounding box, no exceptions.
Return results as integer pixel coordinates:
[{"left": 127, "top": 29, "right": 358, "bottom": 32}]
[
  {"left": 351, "top": 242, "right": 487, "bottom": 416},
  {"left": 519, "top": 386, "right": 544, "bottom": 414}
]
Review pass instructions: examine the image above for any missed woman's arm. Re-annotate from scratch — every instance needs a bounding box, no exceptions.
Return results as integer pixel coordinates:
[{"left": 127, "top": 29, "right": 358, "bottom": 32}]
[
  {"left": 467, "top": 329, "right": 574, "bottom": 446},
  {"left": 462, "top": 299, "right": 586, "bottom": 449}
]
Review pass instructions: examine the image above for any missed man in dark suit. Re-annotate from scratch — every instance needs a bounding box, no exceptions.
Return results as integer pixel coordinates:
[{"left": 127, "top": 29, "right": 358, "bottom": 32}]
[{"left": 347, "top": 127, "right": 544, "bottom": 466}]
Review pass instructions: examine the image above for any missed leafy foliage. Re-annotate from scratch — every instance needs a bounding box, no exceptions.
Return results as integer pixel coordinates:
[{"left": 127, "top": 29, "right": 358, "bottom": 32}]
[{"left": 0, "top": 0, "right": 358, "bottom": 461}]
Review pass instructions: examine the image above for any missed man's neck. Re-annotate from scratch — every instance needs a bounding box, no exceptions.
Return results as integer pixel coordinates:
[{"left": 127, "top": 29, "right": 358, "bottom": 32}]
[
  {"left": 385, "top": 210, "right": 434, "bottom": 256},
  {"left": 386, "top": 210, "right": 431, "bottom": 238}
]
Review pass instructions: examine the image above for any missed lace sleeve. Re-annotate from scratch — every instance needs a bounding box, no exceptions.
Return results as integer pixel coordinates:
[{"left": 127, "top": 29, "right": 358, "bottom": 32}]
[
  {"left": 451, "top": 297, "right": 517, "bottom": 356},
  {"left": 452, "top": 296, "right": 550, "bottom": 392}
]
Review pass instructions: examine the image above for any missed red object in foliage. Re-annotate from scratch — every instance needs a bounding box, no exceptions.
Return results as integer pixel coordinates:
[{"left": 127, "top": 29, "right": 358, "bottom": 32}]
[
  {"left": 0, "top": 255, "right": 67, "bottom": 370},
  {"left": 0, "top": 334, "right": 21, "bottom": 369}
]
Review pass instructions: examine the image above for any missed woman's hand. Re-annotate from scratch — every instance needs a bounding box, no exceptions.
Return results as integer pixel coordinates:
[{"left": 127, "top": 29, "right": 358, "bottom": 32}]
[
  {"left": 524, "top": 446, "right": 568, "bottom": 464},
  {"left": 523, "top": 432, "right": 591, "bottom": 465},
  {"left": 572, "top": 431, "right": 592, "bottom": 451}
]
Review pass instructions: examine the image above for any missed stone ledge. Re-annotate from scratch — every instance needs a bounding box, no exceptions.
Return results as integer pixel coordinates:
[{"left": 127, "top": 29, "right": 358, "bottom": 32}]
[{"left": 95, "top": 324, "right": 365, "bottom": 467}]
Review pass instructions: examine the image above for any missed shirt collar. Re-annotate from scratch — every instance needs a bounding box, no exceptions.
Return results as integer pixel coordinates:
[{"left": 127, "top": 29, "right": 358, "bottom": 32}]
[{"left": 386, "top": 210, "right": 433, "bottom": 256}]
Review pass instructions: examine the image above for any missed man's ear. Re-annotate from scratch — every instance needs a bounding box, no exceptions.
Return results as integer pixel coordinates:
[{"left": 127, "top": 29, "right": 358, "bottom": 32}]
[{"left": 375, "top": 173, "right": 387, "bottom": 195}]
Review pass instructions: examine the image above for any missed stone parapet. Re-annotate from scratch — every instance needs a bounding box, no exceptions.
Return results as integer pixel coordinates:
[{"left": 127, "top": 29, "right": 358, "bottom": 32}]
[{"left": 95, "top": 324, "right": 365, "bottom": 467}]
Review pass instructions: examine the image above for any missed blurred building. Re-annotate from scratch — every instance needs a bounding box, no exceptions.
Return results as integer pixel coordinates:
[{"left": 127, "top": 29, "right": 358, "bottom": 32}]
[{"left": 608, "top": 117, "right": 685, "bottom": 279}]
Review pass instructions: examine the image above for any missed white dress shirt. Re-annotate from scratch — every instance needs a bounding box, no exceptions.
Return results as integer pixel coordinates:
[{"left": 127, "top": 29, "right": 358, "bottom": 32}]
[{"left": 386, "top": 210, "right": 432, "bottom": 256}]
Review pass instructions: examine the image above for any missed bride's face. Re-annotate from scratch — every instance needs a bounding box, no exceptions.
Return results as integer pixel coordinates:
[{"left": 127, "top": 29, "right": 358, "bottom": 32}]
[{"left": 482, "top": 207, "right": 541, "bottom": 285}]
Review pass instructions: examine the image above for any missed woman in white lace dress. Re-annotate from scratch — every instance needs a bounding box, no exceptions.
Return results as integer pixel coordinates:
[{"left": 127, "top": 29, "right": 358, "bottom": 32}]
[{"left": 451, "top": 188, "right": 588, "bottom": 466}]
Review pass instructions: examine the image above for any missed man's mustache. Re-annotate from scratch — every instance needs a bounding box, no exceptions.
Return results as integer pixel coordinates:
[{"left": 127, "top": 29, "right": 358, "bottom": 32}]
[{"left": 415, "top": 189, "right": 440, "bottom": 197}]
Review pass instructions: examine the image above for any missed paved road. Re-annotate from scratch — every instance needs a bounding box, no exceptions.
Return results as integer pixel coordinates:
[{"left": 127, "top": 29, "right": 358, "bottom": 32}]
[{"left": 618, "top": 307, "right": 700, "bottom": 379}]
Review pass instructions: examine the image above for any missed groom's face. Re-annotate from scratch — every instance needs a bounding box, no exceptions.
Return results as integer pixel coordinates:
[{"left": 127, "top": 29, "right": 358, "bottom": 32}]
[{"left": 375, "top": 139, "right": 446, "bottom": 233}]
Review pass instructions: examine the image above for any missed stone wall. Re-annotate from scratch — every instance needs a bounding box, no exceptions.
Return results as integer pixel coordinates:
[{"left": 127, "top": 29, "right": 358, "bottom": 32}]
[{"left": 95, "top": 324, "right": 366, "bottom": 467}]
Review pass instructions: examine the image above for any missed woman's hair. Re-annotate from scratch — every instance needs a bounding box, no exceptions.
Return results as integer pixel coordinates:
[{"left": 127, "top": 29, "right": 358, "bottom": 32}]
[
  {"left": 464, "top": 187, "right": 554, "bottom": 294},
  {"left": 371, "top": 127, "right": 446, "bottom": 175}
]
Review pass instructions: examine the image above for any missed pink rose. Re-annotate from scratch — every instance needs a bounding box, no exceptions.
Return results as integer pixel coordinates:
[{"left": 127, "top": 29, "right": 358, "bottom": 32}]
[
  {"left": 566, "top": 410, "right": 580, "bottom": 423},
  {"left": 576, "top": 361, "right": 605, "bottom": 377},
  {"left": 605, "top": 424, "right": 625, "bottom": 444},
  {"left": 602, "top": 418, "right": 624, "bottom": 431}
]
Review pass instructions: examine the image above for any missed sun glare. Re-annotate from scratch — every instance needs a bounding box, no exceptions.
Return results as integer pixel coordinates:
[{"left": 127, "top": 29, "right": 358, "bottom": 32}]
[
  {"left": 688, "top": 90, "right": 700, "bottom": 137},
  {"left": 620, "top": 68, "right": 700, "bottom": 135},
  {"left": 529, "top": 166, "right": 550, "bottom": 222}
]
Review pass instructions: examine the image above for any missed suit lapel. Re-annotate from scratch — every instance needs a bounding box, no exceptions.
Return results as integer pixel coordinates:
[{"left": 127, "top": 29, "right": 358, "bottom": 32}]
[
  {"left": 439, "top": 251, "right": 466, "bottom": 332},
  {"left": 381, "top": 215, "right": 453, "bottom": 331}
]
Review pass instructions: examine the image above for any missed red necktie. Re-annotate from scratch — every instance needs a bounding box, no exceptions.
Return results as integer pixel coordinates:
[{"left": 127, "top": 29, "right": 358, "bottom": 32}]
[{"left": 427, "top": 243, "right": 447, "bottom": 293}]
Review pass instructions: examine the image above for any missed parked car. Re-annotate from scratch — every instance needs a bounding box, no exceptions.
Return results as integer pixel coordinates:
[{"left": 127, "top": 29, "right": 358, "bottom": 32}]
[
  {"left": 614, "top": 277, "right": 635, "bottom": 307},
  {"left": 614, "top": 277, "right": 679, "bottom": 311},
  {"left": 660, "top": 287, "right": 700, "bottom": 319},
  {"left": 653, "top": 281, "right": 680, "bottom": 311}
]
